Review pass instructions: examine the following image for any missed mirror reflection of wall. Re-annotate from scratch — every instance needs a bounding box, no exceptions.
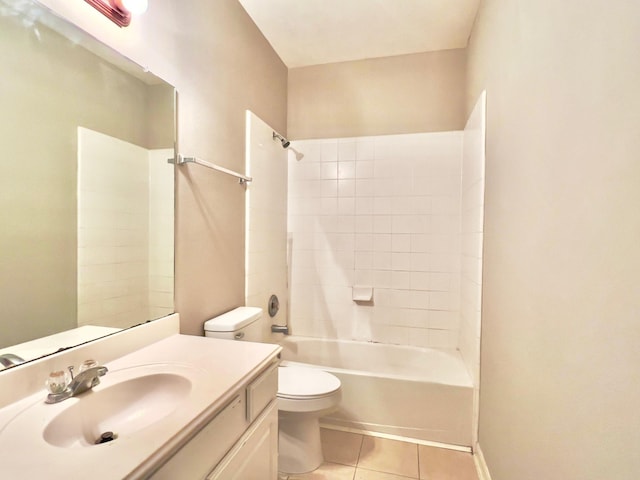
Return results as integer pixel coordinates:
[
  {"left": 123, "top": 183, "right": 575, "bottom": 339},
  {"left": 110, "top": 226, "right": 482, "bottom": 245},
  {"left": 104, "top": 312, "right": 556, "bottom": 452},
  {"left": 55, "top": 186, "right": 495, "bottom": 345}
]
[
  {"left": 77, "top": 128, "right": 174, "bottom": 330},
  {"left": 0, "top": 2, "right": 175, "bottom": 354}
]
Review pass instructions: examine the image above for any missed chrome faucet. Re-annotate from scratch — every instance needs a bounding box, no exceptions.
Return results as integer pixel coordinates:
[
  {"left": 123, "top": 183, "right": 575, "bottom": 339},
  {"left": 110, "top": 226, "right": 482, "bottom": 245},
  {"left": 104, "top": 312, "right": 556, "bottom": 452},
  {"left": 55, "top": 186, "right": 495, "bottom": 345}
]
[
  {"left": 45, "top": 365, "right": 108, "bottom": 404},
  {"left": 0, "top": 353, "right": 25, "bottom": 368}
]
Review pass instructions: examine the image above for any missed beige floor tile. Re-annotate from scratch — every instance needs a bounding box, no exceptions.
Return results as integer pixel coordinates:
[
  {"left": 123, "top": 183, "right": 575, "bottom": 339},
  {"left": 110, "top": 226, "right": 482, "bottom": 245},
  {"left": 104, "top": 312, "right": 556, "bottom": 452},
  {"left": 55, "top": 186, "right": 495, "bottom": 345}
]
[
  {"left": 321, "top": 428, "right": 364, "bottom": 466},
  {"left": 288, "top": 462, "right": 356, "bottom": 480},
  {"left": 418, "top": 446, "right": 478, "bottom": 480},
  {"left": 357, "top": 436, "right": 419, "bottom": 478},
  {"left": 355, "top": 467, "right": 417, "bottom": 479}
]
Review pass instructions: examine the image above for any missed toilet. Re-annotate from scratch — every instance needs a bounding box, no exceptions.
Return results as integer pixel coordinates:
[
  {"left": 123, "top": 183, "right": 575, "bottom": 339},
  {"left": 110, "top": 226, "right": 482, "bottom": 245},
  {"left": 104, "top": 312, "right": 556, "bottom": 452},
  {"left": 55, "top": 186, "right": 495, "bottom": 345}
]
[{"left": 204, "top": 307, "right": 342, "bottom": 474}]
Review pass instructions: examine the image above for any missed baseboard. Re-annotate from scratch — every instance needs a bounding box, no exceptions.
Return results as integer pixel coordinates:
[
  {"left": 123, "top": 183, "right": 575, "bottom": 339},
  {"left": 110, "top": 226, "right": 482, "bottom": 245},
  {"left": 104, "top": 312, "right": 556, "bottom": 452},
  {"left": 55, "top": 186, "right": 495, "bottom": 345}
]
[{"left": 474, "top": 443, "right": 493, "bottom": 480}]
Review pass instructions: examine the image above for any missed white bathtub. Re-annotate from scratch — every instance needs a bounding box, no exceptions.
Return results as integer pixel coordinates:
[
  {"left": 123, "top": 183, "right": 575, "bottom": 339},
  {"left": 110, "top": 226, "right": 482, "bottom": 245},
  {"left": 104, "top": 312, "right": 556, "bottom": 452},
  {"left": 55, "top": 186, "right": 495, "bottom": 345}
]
[{"left": 279, "top": 336, "right": 473, "bottom": 447}]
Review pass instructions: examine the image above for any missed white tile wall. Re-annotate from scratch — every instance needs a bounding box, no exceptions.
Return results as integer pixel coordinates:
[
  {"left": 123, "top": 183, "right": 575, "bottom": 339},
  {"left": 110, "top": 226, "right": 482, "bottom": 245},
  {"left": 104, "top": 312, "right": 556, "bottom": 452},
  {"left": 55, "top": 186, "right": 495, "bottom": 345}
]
[
  {"left": 148, "top": 148, "right": 175, "bottom": 320},
  {"left": 78, "top": 128, "right": 149, "bottom": 329},
  {"left": 288, "top": 132, "right": 464, "bottom": 349},
  {"left": 78, "top": 128, "right": 174, "bottom": 329}
]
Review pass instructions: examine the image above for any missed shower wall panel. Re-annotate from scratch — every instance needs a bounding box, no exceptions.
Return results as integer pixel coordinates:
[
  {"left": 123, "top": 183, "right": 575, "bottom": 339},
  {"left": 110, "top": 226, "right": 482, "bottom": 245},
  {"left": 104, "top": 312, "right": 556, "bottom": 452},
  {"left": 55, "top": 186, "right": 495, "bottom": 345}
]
[
  {"left": 245, "top": 111, "right": 289, "bottom": 341},
  {"left": 288, "top": 132, "right": 463, "bottom": 349},
  {"left": 459, "top": 91, "right": 486, "bottom": 446},
  {"left": 78, "top": 129, "right": 173, "bottom": 329}
]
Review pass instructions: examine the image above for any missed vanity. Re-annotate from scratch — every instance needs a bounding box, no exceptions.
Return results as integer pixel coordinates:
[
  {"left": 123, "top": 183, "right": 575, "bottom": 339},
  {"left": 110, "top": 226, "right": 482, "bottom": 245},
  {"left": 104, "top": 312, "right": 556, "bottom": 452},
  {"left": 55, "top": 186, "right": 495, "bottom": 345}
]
[{"left": 0, "top": 315, "right": 281, "bottom": 479}]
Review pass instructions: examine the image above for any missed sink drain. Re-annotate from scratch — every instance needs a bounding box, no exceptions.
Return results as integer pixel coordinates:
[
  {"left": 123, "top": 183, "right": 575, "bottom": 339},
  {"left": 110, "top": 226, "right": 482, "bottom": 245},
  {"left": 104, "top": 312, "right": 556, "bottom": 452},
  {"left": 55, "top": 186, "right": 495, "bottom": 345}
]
[{"left": 95, "top": 431, "right": 118, "bottom": 444}]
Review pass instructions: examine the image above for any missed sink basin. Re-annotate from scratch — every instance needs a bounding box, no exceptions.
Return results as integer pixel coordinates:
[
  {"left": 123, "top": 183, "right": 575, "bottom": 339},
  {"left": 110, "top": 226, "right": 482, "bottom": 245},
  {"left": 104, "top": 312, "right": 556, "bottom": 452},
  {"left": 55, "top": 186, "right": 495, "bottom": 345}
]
[{"left": 42, "top": 370, "right": 192, "bottom": 448}]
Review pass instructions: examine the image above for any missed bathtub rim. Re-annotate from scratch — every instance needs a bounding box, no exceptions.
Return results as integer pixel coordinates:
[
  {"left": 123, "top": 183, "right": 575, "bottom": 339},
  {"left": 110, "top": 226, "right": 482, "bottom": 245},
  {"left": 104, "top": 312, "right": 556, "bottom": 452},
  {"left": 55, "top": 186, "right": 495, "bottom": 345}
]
[{"left": 278, "top": 336, "right": 473, "bottom": 388}]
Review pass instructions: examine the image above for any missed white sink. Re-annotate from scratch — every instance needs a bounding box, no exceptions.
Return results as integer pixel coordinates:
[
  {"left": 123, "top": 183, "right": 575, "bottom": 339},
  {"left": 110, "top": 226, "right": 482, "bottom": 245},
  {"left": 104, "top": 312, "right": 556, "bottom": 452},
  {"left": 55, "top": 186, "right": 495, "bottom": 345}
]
[
  {"left": 0, "top": 363, "right": 201, "bottom": 456},
  {"left": 43, "top": 371, "right": 192, "bottom": 448},
  {"left": 0, "top": 334, "right": 282, "bottom": 480}
]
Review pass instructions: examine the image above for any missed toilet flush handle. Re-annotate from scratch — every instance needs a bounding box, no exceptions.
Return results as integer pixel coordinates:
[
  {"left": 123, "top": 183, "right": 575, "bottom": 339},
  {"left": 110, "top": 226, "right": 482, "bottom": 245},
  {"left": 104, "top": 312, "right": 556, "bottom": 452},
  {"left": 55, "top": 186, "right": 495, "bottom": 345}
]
[{"left": 234, "top": 332, "right": 244, "bottom": 340}]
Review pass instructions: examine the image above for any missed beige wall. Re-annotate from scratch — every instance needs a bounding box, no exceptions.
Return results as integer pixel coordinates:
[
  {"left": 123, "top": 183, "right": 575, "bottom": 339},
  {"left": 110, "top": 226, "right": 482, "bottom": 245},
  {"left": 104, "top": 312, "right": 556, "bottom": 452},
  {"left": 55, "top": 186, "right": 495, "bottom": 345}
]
[
  {"left": 288, "top": 49, "right": 466, "bottom": 139},
  {"left": 40, "top": 0, "right": 288, "bottom": 336},
  {"left": 467, "top": 1, "right": 640, "bottom": 479}
]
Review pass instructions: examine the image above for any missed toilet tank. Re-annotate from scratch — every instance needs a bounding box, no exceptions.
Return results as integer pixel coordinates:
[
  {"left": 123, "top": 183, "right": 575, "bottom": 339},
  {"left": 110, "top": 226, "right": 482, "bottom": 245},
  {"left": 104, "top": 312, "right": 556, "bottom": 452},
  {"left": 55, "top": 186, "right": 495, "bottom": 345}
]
[{"left": 204, "top": 307, "right": 263, "bottom": 342}]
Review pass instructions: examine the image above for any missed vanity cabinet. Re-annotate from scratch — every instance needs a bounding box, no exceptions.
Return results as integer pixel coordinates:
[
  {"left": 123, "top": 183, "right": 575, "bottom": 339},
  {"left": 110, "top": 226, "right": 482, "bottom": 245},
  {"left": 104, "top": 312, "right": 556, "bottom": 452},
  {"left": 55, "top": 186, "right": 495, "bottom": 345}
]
[
  {"left": 207, "top": 401, "right": 278, "bottom": 479},
  {"left": 151, "top": 360, "right": 279, "bottom": 480}
]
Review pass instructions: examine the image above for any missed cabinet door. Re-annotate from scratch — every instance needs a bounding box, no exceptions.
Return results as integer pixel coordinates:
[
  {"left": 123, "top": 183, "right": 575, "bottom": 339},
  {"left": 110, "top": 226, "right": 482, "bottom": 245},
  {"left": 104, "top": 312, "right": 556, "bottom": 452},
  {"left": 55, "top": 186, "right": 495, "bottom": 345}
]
[
  {"left": 207, "top": 401, "right": 278, "bottom": 480},
  {"left": 150, "top": 395, "right": 246, "bottom": 480}
]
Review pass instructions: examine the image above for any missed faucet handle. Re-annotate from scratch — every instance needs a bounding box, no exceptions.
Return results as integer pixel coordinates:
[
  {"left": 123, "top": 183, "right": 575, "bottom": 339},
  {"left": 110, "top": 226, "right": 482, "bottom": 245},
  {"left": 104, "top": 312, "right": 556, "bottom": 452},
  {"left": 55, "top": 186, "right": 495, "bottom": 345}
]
[
  {"left": 46, "top": 370, "right": 71, "bottom": 394},
  {"left": 67, "top": 365, "right": 74, "bottom": 380},
  {"left": 79, "top": 359, "right": 98, "bottom": 373}
]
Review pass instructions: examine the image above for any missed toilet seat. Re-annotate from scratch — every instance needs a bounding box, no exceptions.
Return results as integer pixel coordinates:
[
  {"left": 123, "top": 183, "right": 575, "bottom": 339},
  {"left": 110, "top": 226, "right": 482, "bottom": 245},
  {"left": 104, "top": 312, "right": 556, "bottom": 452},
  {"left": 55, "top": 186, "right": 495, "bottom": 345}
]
[
  {"left": 277, "top": 366, "right": 342, "bottom": 414},
  {"left": 277, "top": 366, "right": 341, "bottom": 400}
]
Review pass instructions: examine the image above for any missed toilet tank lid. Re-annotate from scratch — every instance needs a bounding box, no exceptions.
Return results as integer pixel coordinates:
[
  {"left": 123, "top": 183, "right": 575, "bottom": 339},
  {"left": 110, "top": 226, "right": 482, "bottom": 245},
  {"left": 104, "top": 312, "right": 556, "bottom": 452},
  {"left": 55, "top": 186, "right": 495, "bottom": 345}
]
[{"left": 204, "top": 307, "right": 263, "bottom": 332}]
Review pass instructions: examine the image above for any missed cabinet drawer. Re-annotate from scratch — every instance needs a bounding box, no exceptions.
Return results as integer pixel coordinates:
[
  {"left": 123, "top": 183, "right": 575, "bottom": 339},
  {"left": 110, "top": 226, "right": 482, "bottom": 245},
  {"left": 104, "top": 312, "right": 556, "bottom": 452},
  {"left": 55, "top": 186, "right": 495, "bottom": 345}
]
[
  {"left": 151, "top": 394, "right": 247, "bottom": 480},
  {"left": 246, "top": 361, "right": 278, "bottom": 423}
]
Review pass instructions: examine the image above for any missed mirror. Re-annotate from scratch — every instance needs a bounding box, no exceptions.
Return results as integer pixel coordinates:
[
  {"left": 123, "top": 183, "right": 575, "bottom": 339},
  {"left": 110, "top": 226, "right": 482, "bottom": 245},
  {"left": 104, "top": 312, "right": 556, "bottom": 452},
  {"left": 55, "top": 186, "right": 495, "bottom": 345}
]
[{"left": 0, "top": 1, "right": 176, "bottom": 366}]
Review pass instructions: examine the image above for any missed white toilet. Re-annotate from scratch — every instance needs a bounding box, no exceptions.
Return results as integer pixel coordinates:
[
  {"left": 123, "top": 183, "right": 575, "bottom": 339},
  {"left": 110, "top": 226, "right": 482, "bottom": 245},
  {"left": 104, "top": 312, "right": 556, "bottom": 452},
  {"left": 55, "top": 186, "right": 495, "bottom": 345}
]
[{"left": 204, "top": 307, "right": 342, "bottom": 474}]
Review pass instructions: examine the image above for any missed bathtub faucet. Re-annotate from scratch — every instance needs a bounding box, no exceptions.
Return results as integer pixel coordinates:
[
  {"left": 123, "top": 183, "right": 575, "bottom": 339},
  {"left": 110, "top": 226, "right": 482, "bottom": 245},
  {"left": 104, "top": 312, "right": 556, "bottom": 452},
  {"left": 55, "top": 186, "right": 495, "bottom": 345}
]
[{"left": 271, "top": 324, "right": 289, "bottom": 335}]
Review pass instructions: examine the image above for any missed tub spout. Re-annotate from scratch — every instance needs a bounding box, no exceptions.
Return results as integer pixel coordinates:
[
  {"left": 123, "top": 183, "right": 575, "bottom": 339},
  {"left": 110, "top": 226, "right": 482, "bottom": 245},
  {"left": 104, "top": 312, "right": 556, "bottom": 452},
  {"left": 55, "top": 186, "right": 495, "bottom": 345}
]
[{"left": 271, "top": 324, "right": 289, "bottom": 335}]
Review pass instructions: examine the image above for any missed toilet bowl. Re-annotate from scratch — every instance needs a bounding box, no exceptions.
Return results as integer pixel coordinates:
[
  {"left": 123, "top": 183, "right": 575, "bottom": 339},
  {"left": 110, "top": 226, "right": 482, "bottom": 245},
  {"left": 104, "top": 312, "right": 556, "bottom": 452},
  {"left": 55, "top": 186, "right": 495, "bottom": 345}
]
[
  {"left": 277, "top": 366, "right": 342, "bottom": 474},
  {"left": 204, "top": 307, "right": 342, "bottom": 475}
]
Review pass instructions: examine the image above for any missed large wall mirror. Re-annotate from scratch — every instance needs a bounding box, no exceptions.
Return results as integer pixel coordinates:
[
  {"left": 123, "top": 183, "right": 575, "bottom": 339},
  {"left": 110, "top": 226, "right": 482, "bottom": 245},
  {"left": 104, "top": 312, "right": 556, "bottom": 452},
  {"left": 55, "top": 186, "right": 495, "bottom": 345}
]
[{"left": 0, "top": 1, "right": 176, "bottom": 367}]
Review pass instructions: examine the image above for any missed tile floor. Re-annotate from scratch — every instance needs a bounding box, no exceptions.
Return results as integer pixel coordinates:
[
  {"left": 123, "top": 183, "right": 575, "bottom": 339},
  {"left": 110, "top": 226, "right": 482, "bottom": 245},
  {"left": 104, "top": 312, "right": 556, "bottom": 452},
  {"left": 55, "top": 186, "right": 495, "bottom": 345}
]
[{"left": 279, "top": 428, "right": 479, "bottom": 480}]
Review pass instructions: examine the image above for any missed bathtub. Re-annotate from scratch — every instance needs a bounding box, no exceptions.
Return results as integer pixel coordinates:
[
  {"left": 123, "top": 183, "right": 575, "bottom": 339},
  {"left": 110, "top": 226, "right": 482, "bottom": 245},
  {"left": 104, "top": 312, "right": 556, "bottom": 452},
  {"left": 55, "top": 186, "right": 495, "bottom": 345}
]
[{"left": 279, "top": 336, "right": 473, "bottom": 447}]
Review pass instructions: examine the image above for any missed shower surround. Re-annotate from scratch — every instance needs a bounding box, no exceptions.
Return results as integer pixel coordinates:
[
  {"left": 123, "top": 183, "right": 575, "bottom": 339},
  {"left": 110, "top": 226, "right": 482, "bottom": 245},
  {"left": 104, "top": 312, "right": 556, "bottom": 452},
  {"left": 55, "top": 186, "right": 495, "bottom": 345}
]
[{"left": 288, "top": 132, "right": 465, "bottom": 349}]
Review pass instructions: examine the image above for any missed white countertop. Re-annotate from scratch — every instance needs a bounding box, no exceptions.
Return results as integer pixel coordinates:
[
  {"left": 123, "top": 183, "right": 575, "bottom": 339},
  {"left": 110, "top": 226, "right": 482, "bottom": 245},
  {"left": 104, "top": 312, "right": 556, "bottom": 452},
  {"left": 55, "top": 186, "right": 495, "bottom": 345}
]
[{"left": 0, "top": 334, "right": 281, "bottom": 479}]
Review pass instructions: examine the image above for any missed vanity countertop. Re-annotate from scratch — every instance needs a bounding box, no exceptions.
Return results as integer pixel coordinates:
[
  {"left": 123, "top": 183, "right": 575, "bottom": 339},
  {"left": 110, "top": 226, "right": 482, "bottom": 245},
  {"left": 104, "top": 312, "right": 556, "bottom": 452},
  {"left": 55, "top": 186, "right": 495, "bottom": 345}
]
[{"left": 0, "top": 334, "right": 281, "bottom": 479}]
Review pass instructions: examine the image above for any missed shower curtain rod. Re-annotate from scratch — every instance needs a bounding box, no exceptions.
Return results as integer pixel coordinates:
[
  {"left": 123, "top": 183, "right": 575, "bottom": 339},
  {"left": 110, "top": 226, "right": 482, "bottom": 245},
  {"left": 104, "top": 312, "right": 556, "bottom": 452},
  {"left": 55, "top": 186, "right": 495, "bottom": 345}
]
[{"left": 168, "top": 154, "right": 253, "bottom": 184}]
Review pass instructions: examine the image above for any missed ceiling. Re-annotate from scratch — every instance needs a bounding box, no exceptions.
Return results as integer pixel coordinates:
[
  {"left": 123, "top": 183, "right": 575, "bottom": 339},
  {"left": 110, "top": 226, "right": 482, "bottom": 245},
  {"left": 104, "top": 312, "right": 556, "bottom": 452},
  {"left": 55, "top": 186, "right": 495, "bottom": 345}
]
[{"left": 237, "top": 0, "right": 481, "bottom": 68}]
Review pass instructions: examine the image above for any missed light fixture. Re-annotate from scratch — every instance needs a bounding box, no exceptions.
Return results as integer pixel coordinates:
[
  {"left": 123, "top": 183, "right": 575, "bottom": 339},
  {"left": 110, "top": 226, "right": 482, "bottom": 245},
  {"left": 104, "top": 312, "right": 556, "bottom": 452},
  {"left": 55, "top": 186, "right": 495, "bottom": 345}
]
[
  {"left": 84, "top": 0, "right": 148, "bottom": 28},
  {"left": 116, "top": 0, "right": 148, "bottom": 15}
]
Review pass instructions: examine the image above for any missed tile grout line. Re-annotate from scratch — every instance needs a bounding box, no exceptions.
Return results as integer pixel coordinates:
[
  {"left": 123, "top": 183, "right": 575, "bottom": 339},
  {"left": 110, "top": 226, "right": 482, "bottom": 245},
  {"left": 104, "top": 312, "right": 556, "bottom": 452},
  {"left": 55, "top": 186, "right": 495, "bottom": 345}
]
[
  {"left": 354, "top": 430, "right": 421, "bottom": 480},
  {"left": 352, "top": 432, "right": 365, "bottom": 480}
]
